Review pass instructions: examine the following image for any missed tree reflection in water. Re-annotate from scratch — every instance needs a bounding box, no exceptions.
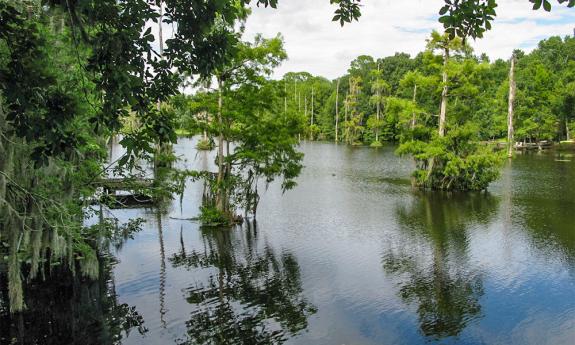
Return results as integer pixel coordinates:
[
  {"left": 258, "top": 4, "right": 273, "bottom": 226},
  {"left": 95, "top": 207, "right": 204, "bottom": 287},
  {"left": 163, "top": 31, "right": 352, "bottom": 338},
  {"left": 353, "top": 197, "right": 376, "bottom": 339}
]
[
  {"left": 170, "top": 221, "right": 316, "bottom": 345},
  {"left": 383, "top": 192, "right": 499, "bottom": 340},
  {"left": 0, "top": 213, "right": 147, "bottom": 344},
  {"left": 510, "top": 160, "right": 575, "bottom": 264}
]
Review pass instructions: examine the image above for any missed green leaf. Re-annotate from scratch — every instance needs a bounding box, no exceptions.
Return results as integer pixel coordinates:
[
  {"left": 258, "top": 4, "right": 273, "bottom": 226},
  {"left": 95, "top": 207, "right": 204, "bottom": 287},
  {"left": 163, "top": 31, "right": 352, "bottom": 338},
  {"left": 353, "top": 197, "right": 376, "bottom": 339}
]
[{"left": 532, "top": 0, "right": 542, "bottom": 10}]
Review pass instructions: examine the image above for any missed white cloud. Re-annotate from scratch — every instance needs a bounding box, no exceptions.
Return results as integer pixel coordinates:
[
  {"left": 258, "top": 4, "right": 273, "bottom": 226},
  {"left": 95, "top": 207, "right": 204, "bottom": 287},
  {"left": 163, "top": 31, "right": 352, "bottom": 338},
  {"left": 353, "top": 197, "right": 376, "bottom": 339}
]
[{"left": 242, "top": 0, "right": 575, "bottom": 80}]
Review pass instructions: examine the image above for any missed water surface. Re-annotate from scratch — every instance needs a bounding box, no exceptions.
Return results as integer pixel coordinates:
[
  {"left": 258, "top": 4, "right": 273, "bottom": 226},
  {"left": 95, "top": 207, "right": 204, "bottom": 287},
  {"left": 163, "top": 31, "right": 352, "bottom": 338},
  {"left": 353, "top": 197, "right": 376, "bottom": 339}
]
[{"left": 3, "top": 140, "right": 575, "bottom": 345}]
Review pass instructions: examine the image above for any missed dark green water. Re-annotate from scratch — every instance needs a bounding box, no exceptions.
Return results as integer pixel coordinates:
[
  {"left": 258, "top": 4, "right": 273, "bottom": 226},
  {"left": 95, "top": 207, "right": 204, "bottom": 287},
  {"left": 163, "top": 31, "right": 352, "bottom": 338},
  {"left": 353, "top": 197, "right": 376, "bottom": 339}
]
[{"left": 2, "top": 139, "right": 574, "bottom": 344}]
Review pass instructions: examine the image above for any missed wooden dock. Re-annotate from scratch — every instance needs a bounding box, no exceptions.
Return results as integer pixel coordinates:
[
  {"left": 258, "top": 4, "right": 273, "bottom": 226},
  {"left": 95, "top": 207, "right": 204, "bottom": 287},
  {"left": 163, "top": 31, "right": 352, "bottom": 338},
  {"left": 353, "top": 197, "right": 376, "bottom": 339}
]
[
  {"left": 94, "top": 178, "right": 155, "bottom": 192},
  {"left": 93, "top": 178, "right": 156, "bottom": 208}
]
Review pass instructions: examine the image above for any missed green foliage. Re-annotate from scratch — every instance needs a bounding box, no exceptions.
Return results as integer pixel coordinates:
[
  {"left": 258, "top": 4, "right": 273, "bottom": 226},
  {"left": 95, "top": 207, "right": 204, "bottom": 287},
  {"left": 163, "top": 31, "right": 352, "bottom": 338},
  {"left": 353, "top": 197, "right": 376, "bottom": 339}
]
[
  {"left": 331, "top": 0, "right": 362, "bottom": 26},
  {"left": 198, "top": 205, "right": 229, "bottom": 227},
  {"left": 438, "top": 0, "right": 573, "bottom": 41},
  {"left": 173, "top": 31, "right": 303, "bottom": 223},
  {"left": 439, "top": 0, "right": 498, "bottom": 40},
  {"left": 426, "top": 30, "right": 469, "bottom": 57},
  {"left": 264, "top": 32, "right": 573, "bottom": 193},
  {"left": 287, "top": 34, "right": 574, "bottom": 145},
  {"left": 307, "top": 124, "right": 321, "bottom": 140},
  {"left": 279, "top": 72, "right": 333, "bottom": 140},
  {"left": 225, "top": 78, "right": 304, "bottom": 217},
  {"left": 397, "top": 125, "right": 503, "bottom": 191},
  {"left": 0, "top": 3, "right": 92, "bottom": 164},
  {"left": 379, "top": 53, "right": 418, "bottom": 93},
  {"left": 366, "top": 116, "right": 385, "bottom": 140},
  {"left": 195, "top": 138, "right": 214, "bottom": 151},
  {"left": 343, "top": 76, "right": 364, "bottom": 144},
  {"left": 0, "top": 3, "right": 113, "bottom": 312}
]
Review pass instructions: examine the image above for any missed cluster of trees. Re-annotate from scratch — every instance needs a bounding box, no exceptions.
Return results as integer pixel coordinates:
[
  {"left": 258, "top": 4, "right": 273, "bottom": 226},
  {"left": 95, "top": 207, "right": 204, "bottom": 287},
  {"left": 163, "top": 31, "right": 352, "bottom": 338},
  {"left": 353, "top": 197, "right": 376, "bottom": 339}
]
[
  {"left": 0, "top": 0, "right": 345, "bottom": 314},
  {"left": 287, "top": 33, "right": 574, "bottom": 189},
  {"left": 180, "top": 32, "right": 575, "bottom": 154},
  {"left": 171, "top": 33, "right": 304, "bottom": 226},
  {"left": 178, "top": 32, "right": 574, "bottom": 190},
  {"left": 276, "top": 35, "right": 575, "bottom": 145},
  {"left": 0, "top": 0, "right": 277, "bottom": 313}
]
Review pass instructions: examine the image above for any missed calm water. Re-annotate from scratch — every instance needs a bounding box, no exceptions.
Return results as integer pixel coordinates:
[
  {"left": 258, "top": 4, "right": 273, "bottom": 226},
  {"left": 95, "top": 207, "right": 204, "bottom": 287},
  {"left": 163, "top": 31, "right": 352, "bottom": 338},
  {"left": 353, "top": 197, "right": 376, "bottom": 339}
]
[{"left": 2, "top": 139, "right": 575, "bottom": 345}]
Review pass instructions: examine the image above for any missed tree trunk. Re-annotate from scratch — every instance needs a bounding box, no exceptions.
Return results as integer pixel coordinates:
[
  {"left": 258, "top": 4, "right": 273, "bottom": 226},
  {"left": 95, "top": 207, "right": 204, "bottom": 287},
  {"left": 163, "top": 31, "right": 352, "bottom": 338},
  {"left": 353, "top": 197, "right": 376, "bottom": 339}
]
[
  {"left": 310, "top": 88, "right": 314, "bottom": 140},
  {"left": 439, "top": 47, "right": 449, "bottom": 137},
  {"left": 153, "top": 1, "right": 168, "bottom": 179},
  {"left": 376, "top": 93, "right": 380, "bottom": 142},
  {"left": 335, "top": 78, "right": 340, "bottom": 142},
  {"left": 294, "top": 80, "right": 297, "bottom": 102},
  {"left": 376, "top": 65, "right": 381, "bottom": 142},
  {"left": 566, "top": 119, "right": 570, "bottom": 141},
  {"left": 216, "top": 77, "right": 225, "bottom": 212},
  {"left": 225, "top": 137, "right": 231, "bottom": 213},
  {"left": 507, "top": 55, "right": 516, "bottom": 158},
  {"left": 304, "top": 94, "right": 308, "bottom": 123},
  {"left": 411, "top": 84, "right": 418, "bottom": 129},
  {"left": 311, "top": 88, "right": 314, "bottom": 126},
  {"left": 344, "top": 95, "right": 349, "bottom": 144},
  {"left": 158, "top": 1, "right": 164, "bottom": 56}
]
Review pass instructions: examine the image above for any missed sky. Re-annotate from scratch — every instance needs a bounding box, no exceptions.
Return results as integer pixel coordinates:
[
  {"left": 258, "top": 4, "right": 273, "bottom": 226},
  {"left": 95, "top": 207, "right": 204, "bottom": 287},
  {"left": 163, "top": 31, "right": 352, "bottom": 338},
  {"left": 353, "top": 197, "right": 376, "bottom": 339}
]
[{"left": 241, "top": 0, "right": 575, "bottom": 80}]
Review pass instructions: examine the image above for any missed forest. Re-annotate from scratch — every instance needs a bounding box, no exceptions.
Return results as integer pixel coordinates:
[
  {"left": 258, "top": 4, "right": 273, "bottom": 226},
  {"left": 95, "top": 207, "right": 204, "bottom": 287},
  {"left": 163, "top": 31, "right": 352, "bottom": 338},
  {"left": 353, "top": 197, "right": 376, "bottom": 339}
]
[
  {"left": 181, "top": 35, "right": 575, "bottom": 145},
  {"left": 177, "top": 33, "right": 575, "bottom": 190},
  {"left": 0, "top": 0, "right": 574, "bottom": 344}
]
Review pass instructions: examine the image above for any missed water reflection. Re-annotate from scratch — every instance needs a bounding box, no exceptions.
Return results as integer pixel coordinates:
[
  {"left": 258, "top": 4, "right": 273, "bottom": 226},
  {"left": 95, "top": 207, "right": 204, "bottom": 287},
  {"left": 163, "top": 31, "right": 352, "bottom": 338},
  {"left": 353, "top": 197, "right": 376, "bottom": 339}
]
[
  {"left": 0, "top": 212, "right": 148, "bottom": 344},
  {"left": 503, "top": 157, "right": 575, "bottom": 264},
  {"left": 170, "top": 222, "right": 316, "bottom": 345},
  {"left": 383, "top": 192, "right": 499, "bottom": 340},
  {"left": 156, "top": 211, "right": 168, "bottom": 329},
  {"left": 5, "top": 141, "right": 573, "bottom": 345},
  {"left": 0, "top": 256, "right": 146, "bottom": 345}
]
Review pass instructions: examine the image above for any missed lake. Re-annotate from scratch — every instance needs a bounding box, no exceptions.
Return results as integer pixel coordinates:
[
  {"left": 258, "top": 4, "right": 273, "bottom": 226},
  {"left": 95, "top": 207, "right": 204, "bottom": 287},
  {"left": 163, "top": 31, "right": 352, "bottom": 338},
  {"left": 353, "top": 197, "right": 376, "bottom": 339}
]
[{"left": 1, "top": 138, "right": 574, "bottom": 345}]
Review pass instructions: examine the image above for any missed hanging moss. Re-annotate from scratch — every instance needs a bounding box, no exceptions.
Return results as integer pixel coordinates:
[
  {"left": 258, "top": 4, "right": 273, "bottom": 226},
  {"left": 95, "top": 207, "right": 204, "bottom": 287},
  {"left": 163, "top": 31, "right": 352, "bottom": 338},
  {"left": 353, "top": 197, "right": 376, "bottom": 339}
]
[
  {"left": 0, "top": 86, "right": 106, "bottom": 312},
  {"left": 8, "top": 220, "right": 24, "bottom": 313}
]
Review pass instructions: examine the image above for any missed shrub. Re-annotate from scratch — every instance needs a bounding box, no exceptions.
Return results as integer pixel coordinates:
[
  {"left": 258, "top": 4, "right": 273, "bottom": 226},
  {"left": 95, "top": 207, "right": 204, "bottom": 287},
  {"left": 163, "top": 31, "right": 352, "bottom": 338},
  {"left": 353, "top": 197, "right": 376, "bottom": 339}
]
[
  {"left": 198, "top": 205, "right": 229, "bottom": 226},
  {"left": 196, "top": 138, "right": 214, "bottom": 151}
]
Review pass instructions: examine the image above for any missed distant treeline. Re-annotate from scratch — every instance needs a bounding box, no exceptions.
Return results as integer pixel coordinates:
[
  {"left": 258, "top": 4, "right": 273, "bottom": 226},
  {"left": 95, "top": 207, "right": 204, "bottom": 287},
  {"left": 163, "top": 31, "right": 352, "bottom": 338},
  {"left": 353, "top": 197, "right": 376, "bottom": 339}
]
[
  {"left": 176, "top": 35, "right": 573, "bottom": 144},
  {"left": 285, "top": 35, "right": 574, "bottom": 144}
]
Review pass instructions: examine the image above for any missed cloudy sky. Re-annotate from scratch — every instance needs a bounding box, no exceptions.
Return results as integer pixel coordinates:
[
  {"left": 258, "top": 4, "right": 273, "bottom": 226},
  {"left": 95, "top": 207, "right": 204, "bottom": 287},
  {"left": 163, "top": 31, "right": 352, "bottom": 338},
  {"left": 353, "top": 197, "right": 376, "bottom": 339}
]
[{"left": 241, "top": 0, "right": 575, "bottom": 79}]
